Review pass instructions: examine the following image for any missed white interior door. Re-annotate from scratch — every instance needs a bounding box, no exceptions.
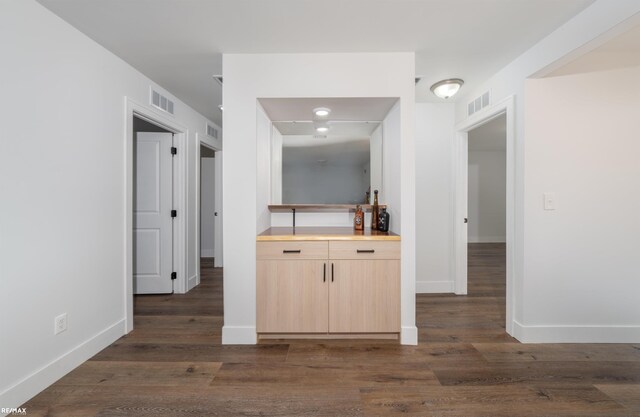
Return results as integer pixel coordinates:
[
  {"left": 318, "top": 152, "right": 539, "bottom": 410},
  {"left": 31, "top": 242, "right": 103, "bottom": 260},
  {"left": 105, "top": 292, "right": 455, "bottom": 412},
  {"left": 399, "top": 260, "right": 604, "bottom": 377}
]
[{"left": 134, "top": 131, "right": 174, "bottom": 294}]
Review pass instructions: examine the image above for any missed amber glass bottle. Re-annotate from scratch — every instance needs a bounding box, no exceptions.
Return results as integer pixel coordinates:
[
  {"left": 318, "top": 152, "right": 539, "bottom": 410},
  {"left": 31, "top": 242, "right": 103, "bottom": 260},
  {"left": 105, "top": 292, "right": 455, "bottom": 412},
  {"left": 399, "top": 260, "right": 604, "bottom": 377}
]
[
  {"left": 371, "top": 190, "right": 379, "bottom": 230},
  {"left": 354, "top": 205, "right": 364, "bottom": 231}
]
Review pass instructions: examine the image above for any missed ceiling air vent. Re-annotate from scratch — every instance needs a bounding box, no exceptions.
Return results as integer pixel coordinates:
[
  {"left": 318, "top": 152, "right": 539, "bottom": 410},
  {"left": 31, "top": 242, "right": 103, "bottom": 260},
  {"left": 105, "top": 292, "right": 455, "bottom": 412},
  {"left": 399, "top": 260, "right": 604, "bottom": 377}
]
[
  {"left": 150, "top": 88, "right": 175, "bottom": 116},
  {"left": 206, "top": 123, "right": 219, "bottom": 139},
  {"left": 468, "top": 90, "right": 491, "bottom": 117}
]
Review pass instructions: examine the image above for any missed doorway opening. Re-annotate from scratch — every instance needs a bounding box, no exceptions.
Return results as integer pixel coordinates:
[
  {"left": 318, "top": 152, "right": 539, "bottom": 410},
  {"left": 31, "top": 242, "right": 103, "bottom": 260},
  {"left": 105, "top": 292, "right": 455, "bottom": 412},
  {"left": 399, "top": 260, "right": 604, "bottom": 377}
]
[
  {"left": 133, "top": 116, "right": 175, "bottom": 295},
  {"left": 454, "top": 96, "right": 516, "bottom": 335},
  {"left": 125, "top": 98, "right": 189, "bottom": 333},
  {"left": 200, "top": 144, "right": 216, "bottom": 273},
  {"left": 466, "top": 114, "right": 507, "bottom": 326}
]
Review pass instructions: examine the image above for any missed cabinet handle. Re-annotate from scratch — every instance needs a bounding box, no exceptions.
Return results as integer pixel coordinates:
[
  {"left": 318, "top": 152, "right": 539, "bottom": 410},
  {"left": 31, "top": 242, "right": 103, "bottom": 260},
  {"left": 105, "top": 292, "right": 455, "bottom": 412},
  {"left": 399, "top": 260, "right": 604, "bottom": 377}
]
[
  {"left": 357, "top": 249, "right": 375, "bottom": 253},
  {"left": 283, "top": 250, "right": 301, "bottom": 254},
  {"left": 323, "top": 263, "right": 326, "bottom": 282},
  {"left": 331, "top": 263, "right": 334, "bottom": 282}
]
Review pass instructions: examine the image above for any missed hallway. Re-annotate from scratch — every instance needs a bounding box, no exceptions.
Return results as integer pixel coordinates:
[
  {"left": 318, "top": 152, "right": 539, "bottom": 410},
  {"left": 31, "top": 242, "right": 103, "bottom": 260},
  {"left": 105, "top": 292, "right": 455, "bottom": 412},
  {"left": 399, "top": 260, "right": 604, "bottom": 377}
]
[{"left": 21, "top": 250, "right": 640, "bottom": 416}]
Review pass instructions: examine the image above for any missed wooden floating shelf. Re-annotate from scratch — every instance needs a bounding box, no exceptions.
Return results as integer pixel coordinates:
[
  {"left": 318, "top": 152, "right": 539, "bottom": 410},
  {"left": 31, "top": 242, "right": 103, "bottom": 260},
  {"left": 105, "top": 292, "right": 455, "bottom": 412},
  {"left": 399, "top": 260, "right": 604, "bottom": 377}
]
[{"left": 268, "top": 204, "right": 387, "bottom": 213}]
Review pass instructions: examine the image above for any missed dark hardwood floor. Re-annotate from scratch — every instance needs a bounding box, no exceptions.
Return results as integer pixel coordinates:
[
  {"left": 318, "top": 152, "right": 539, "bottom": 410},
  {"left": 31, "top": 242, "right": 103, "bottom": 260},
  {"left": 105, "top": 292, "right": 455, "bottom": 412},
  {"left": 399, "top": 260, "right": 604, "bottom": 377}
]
[{"left": 22, "top": 247, "right": 640, "bottom": 416}]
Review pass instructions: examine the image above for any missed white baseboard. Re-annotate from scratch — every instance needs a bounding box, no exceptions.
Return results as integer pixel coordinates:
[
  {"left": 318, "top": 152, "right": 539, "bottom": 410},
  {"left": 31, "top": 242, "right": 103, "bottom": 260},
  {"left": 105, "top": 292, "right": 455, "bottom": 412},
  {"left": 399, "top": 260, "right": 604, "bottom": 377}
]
[
  {"left": 401, "top": 325, "right": 418, "bottom": 345},
  {"left": 416, "top": 280, "right": 455, "bottom": 293},
  {"left": 0, "top": 319, "right": 125, "bottom": 412},
  {"left": 222, "top": 325, "right": 257, "bottom": 344},
  {"left": 513, "top": 320, "right": 640, "bottom": 343},
  {"left": 187, "top": 274, "right": 198, "bottom": 292},
  {"left": 468, "top": 236, "right": 506, "bottom": 243},
  {"left": 200, "top": 249, "right": 215, "bottom": 258}
]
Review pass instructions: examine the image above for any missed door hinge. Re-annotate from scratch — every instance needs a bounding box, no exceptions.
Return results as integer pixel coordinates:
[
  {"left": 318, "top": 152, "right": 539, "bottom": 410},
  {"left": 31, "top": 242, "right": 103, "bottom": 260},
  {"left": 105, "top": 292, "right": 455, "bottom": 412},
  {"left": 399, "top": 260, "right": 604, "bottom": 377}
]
[
  {"left": 171, "top": 272, "right": 177, "bottom": 280},
  {"left": 171, "top": 210, "right": 177, "bottom": 218},
  {"left": 171, "top": 146, "right": 177, "bottom": 155}
]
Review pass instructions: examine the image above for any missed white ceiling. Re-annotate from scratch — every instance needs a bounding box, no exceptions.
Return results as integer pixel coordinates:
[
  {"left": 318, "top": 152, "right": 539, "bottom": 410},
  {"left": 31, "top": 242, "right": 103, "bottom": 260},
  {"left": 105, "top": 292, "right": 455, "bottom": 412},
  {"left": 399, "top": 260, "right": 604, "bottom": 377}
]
[
  {"left": 274, "top": 122, "right": 379, "bottom": 137},
  {"left": 37, "top": 0, "right": 594, "bottom": 126},
  {"left": 468, "top": 114, "right": 506, "bottom": 152},
  {"left": 547, "top": 24, "right": 640, "bottom": 77},
  {"left": 260, "top": 97, "right": 398, "bottom": 122}
]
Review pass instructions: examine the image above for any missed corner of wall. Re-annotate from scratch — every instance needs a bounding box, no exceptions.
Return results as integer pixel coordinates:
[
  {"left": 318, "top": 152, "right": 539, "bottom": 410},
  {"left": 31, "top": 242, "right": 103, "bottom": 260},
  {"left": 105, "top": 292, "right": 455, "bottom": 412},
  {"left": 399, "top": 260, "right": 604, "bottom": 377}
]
[
  {"left": 401, "top": 325, "right": 418, "bottom": 345},
  {"left": 0, "top": 320, "right": 125, "bottom": 411},
  {"left": 222, "top": 325, "right": 257, "bottom": 344}
]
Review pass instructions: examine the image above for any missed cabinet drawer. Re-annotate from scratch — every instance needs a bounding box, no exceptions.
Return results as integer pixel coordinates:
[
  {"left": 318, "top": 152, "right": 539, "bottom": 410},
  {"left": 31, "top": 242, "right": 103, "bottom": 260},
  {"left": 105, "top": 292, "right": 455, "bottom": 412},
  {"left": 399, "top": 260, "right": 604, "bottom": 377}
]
[
  {"left": 329, "top": 241, "right": 400, "bottom": 260},
  {"left": 257, "top": 241, "right": 328, "bottom": 260}
]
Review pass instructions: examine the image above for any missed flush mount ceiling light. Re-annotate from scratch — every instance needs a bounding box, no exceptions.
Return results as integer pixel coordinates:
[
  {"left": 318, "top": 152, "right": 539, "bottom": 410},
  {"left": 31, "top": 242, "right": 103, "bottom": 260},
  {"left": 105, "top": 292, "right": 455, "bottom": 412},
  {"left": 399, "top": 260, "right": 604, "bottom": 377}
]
[
  {"left": 313, "top": 107, "right": 331, "bottom": 117},
  {"left": 314, "top": 121, "right": 330, "bottom": 133},
  {"left": 430, "top": 78, "right": 464, "bottom": 99}
]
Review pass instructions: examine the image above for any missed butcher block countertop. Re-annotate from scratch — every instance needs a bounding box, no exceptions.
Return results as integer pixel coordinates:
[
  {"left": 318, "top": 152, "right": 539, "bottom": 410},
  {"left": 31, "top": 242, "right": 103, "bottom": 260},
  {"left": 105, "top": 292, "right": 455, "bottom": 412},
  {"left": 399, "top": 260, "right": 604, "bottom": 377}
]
[{"left": 257, "top": 227, "right": 400, "bottom": 241}]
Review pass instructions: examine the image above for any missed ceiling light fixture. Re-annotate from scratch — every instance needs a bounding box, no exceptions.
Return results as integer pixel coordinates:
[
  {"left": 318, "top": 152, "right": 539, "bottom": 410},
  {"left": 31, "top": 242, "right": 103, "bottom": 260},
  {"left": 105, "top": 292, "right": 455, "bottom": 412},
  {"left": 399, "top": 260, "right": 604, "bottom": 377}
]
[
  {"left": 314, "top": 120, "right": 330, "bottom": 133},
  {"left": 430, "top": 78, "right": 464, "bottom": 99},
  {"left": 313, "top": 107, "right": 331, "bottom": 117}
]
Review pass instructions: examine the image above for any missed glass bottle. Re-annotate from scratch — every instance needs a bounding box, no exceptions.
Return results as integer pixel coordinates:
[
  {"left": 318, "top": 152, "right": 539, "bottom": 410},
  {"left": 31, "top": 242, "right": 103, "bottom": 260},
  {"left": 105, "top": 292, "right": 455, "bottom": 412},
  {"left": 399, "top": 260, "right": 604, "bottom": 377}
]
[
  {"left": 371, "top": 190, "right": 379, "bottom": 230},
  {"left": 354, "top": 205, "right": 364, "bottom": 231},
  {"left": 378, "top": 208, "right": 390, "bottom": 232}
]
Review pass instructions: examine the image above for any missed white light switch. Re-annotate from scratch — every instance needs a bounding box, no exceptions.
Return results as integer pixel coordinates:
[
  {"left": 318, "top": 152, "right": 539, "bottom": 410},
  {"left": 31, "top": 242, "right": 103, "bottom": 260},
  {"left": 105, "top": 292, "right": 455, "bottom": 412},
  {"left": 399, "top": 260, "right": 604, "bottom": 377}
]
[{"left": 544, "top": 193, "right": 557, "bottom": 210}]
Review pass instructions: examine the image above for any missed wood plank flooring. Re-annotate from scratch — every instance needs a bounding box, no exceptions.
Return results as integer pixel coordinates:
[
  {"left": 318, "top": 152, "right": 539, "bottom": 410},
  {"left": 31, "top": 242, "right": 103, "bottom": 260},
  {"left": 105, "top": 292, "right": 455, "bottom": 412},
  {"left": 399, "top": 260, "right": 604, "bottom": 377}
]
[{"left": 22, "top": 246, "right": 640, "bottom": 416}]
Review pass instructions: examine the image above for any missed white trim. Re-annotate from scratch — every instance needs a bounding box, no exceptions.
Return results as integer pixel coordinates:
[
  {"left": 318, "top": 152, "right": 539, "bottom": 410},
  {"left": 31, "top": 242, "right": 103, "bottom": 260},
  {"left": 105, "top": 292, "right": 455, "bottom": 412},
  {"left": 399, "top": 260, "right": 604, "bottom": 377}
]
[
  {"left": 124, "top": 97, "right": 189, "bottom": 332},
  {"left": 416, "top": 280, "right": 455, "bottom": 294},
  {"left": 196, "top": 138, "right": 223, "bottom": 273},
  {"left": 454, "top": 95, "right": 516, "bottom": 336},
  {"left": 0, "top": 320, "right": 124, "bottom": 411},
  {"left": 513, "top": 321, "right": 640, "bottom": 343},
  {"left": 468, "top": 236, "right": 506, "bottom": 243},
  {"left": 401, "top": 325, "right": 418, "bottom": 345},
  {"left": 222, "top": 326, "right": 257, "bottom": 344},
  {"left": 187, "top": 274, "right": 199, "bottom": 292}
]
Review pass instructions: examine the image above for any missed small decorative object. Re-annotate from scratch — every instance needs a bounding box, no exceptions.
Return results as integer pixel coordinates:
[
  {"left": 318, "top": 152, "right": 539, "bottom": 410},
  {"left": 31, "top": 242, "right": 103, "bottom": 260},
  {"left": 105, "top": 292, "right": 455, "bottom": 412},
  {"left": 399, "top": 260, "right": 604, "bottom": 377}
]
[
  {"left": 365, "top": 191, "right": 370, "bottom": 205},
  {"left": 378, "top": 208, "right": 390, "bottom": 232},
  {"left": 354, "top": 205, "right": 364, "bottom": 231},
  {"left": 371, "top": 190, "right": 379, "bottom": 230}
]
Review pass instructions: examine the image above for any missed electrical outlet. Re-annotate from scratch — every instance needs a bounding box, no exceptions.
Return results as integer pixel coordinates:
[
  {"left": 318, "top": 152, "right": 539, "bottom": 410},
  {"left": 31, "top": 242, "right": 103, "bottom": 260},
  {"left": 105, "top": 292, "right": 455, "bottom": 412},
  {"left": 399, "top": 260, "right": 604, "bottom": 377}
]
[{"left": 54, "top": 313, "right": 67, "bottom": 335}]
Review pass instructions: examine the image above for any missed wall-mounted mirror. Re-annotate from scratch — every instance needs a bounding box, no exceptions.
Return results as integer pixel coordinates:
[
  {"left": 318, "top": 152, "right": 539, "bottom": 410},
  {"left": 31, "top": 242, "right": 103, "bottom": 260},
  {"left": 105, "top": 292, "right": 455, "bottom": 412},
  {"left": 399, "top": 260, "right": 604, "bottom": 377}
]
[{"left": 259, "top": 97, "right": 397, "bottom": 206}]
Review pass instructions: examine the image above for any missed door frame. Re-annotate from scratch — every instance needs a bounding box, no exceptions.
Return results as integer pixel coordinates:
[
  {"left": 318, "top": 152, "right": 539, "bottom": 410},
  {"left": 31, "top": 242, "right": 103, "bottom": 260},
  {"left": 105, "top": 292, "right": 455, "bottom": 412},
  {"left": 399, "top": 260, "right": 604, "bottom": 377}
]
[
  {"left": 124, "top": 97, "right": 188, "bottom": 332},
  {"left": 453, "top": 95, "right": 516, "bottom": 335},
  {"left": 197, "top": 138, "right": 223, "bottom": 270}
]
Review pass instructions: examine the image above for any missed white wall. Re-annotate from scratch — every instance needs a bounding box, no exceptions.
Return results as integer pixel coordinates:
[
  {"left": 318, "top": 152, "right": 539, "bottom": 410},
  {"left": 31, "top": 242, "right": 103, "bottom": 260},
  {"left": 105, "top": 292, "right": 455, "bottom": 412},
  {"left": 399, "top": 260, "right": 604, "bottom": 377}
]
[
  {"left": 256, "top": 104, "right": 272, "bottom": 234},
  {"left": 200, "top": 156, "right": 216, "bottom": 257},
  {"left": 223, "top": 52, "right": 416, "bottom": 345},
  {"left": 370, "top": 124, "right": 383, "bottom": 197},
  {"left": 381, "top": 102, "right": 402, "bottom": 234},
  {"left": 468, "top": 151, "right": 506, "bottom": 243},
  {"left": 414, "top": 103, "right": 456, "bottom": 293},
  {"left": 452, "top": 0, "right": 640, "bottom": 338},
  {"left": 0, "top": 0, "right": 221, "bottom": 409},
  {"left": 270, "top": 126, "right": 283, "bottom": 204},
  {"left": 521, "top": 67, "right": 640, "bottom": 342}
]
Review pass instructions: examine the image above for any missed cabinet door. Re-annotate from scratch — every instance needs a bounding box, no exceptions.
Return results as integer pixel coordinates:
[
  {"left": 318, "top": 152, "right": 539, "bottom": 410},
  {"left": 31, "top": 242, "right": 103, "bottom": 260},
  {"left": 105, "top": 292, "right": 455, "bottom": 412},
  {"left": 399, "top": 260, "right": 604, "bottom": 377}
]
[
  {"left": 329, "top": 260, "right": 400, "bottom": 333},
  {"left": 257, "top": 260, "right": 328, "bottom": 333}
]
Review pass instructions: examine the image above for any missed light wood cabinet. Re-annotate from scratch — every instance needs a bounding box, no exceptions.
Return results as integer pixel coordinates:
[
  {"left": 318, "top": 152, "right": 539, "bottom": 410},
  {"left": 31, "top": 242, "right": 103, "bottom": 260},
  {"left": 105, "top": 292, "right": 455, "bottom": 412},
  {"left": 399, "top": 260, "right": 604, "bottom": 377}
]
[
  {"left": 256, "top": 260, "right": 328, "bottom": 333},
  {"left": 329, "top": 260, "right": 400, "bottom": 333},
  {"left": 256, "top": 236, "right": 400, "bottom": 338}
]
